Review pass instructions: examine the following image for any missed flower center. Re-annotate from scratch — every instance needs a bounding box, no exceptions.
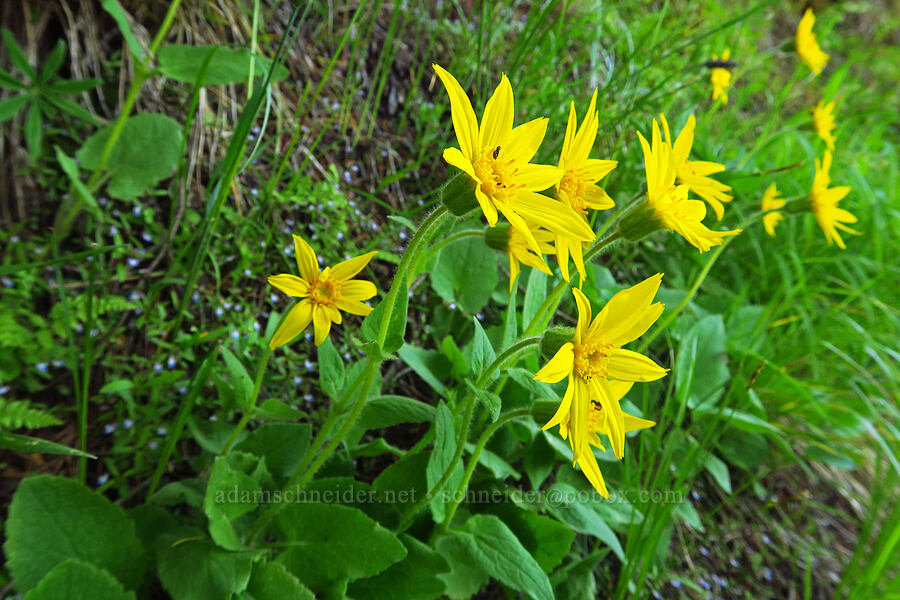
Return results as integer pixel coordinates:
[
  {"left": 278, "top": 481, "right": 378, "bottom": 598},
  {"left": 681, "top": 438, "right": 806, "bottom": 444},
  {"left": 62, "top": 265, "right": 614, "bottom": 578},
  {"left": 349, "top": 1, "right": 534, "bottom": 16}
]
[
  {"left": 309, "top": 276, "right": 340, "bottom": 305},
  {"left": 558, "top": 169, "right": 587, "bottom": 214},
  {"left": 472, "top": 146, "right": 520, "bottom": 202},
  {"left": 573, "top": 342, "right": 613, "bottom": 380}
]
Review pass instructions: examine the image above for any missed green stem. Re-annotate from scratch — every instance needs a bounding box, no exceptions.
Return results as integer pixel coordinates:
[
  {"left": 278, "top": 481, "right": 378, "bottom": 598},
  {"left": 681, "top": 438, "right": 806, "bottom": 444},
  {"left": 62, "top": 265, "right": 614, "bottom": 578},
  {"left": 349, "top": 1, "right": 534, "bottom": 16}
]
[
  {"left": 220, "top": 345, "right": 272, "bottom": 454},
  {"left": 377, "top": 205, "right": 450, "bottom": 348},
  {"left": 419, "top": 229, "right": 483, "bottom": 267},
  {"left": 434, "top": 408, "right": 533, "bottom": 539}
]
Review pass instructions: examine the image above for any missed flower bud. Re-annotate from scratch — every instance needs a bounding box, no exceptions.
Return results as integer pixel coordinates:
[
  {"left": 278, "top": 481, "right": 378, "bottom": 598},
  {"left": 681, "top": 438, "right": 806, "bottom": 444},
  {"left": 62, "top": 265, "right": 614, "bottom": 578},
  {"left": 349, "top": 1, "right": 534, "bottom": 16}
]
[
  {"left": 783, "top": 195, "right": 813, "bottom": 214},
  {"left": 483, "top": 223, "right": 511, "bottom": 252},
  {"left": 540, "top": 326, "right": 576, "bottom": 361},
  {"left": 616, "top": 200, "right": 665, "bottom": 242},
  {"left": 440, "top": 171, "right": 479, "bottom": 216}
]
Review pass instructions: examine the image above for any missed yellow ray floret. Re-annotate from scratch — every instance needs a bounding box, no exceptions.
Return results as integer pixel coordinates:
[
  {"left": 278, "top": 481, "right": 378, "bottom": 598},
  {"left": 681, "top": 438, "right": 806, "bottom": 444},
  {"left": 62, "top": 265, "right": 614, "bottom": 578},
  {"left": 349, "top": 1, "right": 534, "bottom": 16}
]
[
  {"left": 507, "top": 222, "right": 556, "bottom": 293},
  {"left": 810, "top": 151, "right": 859, "bottom": 249},
  {"left": 432, "top": 64, "right": 595, "bottom": 255},
  {"left": 760, "top": 182, "right": 785, "bottom": 237},
  {"left": 534, "top": 275, "right": 668, "bottom": 469},
  {"left": 796, "top": 8, "right": 829, "bottom": 75},
  {"left": 710, "top": 49, "right": 732, "bottom": 105},
  {"left": 554, "top": 88, "right": 617, "bottom": 283},
  {"left": 812, "top": 100, "right": 837, "bottom": 151},
  {"left": 267, "top": 234, "right": 378, "bottom": 348}
]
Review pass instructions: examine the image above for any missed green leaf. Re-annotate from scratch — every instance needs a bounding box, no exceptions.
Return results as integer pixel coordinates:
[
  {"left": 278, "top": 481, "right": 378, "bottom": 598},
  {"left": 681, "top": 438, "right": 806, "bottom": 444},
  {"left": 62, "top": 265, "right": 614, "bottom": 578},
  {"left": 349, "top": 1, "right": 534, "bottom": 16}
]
[
  {"left": 522, "top": 270, "right": 547, "bottom": 329},
  {"left": 100, "top": 0, "right": 145, "bottom": 61},
  {"left": 46, "top": 78, "right": 102, "bottom": 95},
  {"left": 427, "top": 402, "right": 463, "bottom": 522},
  {"left": 470, "top": 317, "right": 496, "bottom": 379},
  {"left": 0, "top": 93, "right": 29, "bottom": 122},
  {"left": 546, "top": 482, "right": 624, "bottom": 560},
  {"left": 347, "top": 534, "right": 449, "bottom": 600},
  {"left": 24, "top": 103, "right": 41, "bottom": 163},
  {"left": 502, "top": 287, "right": 518, "bottom": 350},
  {"left": 716, "top": 428, "right": 768, "bottom": 470},
  {"left": 703, "top": 452, "right": 732, "bottom": 494},
  {"left": 38, "top": 40, "right": 66, "bottom": 83},
  {"left": 523, "top": 431, "right": 555, "bottom": 490},
  {"left": 157, "top": 44, "right": 290, "bottom": 85},
  {"left": 5, "top": 475, "right": 143, "bottom": 593},
  {"left": 441, "top": 336, "right": 469, "bottom": 380},
  {"left": 357, "top": 395, "right": 435, "bottom": 430},
  {"left": 465, "top": 380, "right": 501, "bottom": 422},
  {"left": 234, "top": 423, "right": 311, "bottom": 481},
  {"left": 203, "top": 453, "right": 264, "bottom": 550},
  {"left": 254, "top": 398, "right": 304, "bottom": 421},
  {"left": 221, "top": 347, "right": 254, "bottom": 408},
  {"left": 430, "top": 237, "right": 498, "bottom": 314},
  {"left": 54, "top": 146, "right": 98, "bottom": 212},
  {"left": 318, "top": 337, "right": 346, "bottom": 401},
  {"left": 246, "top": 562, "right": 315, "bottom": 600},
  {"left": 1, "top": 28, "right": 36, "bottom": 80},
  {"left": 397, "top": 344, "right": 448, "bottom": 394},
  {"left": 673, "top": 499, "right": 705, "bottom": 531},
  {"left": 76, "top": 113, "right": 183, "bottom": 199},
  {"left": 0, "top": 66, "right": 27, "bottom": 89},
  {"left": 23, "top": 560, "right": 135, "bottom": 600},
  {"left": 156, "top": 528, "right": 254, "bottom": 600},
  {"left": 372, "top": 452, "right": 429, "bottom": 524},
  {"left": 275, "top": 503, "right": 407, "bottom": 592},
  {"left": 0, "top": 432, "right": 94, "bottom": 458},
  {"left": 361, "top": 272, "right": 408, "bottom": 353},
  {"left": 679, "top": 315, "right": 730, "bottom": 408},
  {"left": 45, "top": 94, "right": 100, "bottom": 125},
  {"left": 481, "top": 504, "right": 575, "bottom": 572},
  {"left": 435, "top": 535, "right": 489, "bottom": 600},
  {"left": 450, "top": 514, "right": 554, "bottom": 600}
]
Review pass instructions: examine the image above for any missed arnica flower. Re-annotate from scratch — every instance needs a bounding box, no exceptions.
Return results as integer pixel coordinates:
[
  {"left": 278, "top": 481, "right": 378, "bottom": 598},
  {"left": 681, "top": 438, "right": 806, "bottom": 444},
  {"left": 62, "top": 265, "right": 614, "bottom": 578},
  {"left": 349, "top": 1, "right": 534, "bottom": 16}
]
[
  {"left": 432, "top": 64, "right": 595, "bottom": 254},
  {"left": 812, "top": 100, "right": 837, "bottom": 151},
  {"left": 534, "top": 275, "right": 667, "bottom": 468},
  {"left": 554, "top": 89, "right": 617, "bottom": 283},
  {"left": 485, "top": 221, "right": 556, "bottom": 292},
  {"left": 620, "top": 116, "right": 741, "bottom": 252},
  {"left": 810, "top": 151, "right": 859, "bottom": 249},
  {"left": 564, "top": 381, "right": 656, "bottom": 497},
  {"left": 796, "top": 8, "right": 829, "bottom": 75},
  {"left": 761, "top": 182, "right": 785, "bottom": 237},
  {"left": 709, "top": 49, "right": 733, "bottom": 105},
  {"left": 267, "top": 235, "right": 378, "bottom": 348},
  {"left": 661, "top": 114, "right": 734, "bottom": 221}
]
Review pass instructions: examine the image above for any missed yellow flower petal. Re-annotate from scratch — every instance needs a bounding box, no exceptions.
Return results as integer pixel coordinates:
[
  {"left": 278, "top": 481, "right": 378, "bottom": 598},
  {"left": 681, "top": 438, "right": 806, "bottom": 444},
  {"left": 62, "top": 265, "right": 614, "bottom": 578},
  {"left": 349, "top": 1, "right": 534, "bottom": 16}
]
[
  {"left": 542, "top": 375, "right": 575, "bottom": 431},
  {"left": 267, "top": 274, "right": 309, "bottom": 298},
  {"left": 293, "top": 234, "right": 319, "bottom": 282},
  {"left": 433, "top": 64, "right": 480, "bottom": 159},
  {"left": 576, "top": 444, "right": 610, "bottom": 497},
  {"left": 443, "top": 147, "right": 478, "bottom": 180},
  {"left": 269, "top": 300, "right": 313, "bottom": 350},
  {"left": 509, "top": 191, "right": 594, "bottom": 243},
  {"left": 335, "top": 296, "right": 373, "bottom": 316},
  {"left": 571, "top": 288, "right": 592, "bottom": 345},
  {"left": 534, "top": 342, "right": 575, "bottom": 383},
  {"left": 516, "top": 164, "right": 564, "bottom": 192},
  {"left": 504, "top": 117, "right": 549, "bottom": 164},
  {"left": 479, "top": 73, "right": 514, "bottom": 149},
  {"left": 331, "top": 251, "right": 378, "bottom": 282},
  {"left": 312, "top": 304, "right": 332, "bottom": 346},
  {"left": 341, "top": 279, "right": 377, "bottom": 301},
  {"left": 607, "top": 348, "right": 668, "bottom": 382}
]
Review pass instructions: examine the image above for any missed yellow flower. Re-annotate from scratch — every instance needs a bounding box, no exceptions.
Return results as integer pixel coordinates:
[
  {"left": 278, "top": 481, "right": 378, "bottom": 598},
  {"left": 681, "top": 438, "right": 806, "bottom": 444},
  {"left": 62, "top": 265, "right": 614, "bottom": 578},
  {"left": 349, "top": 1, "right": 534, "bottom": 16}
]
[
  {"left": 633, "top": 116, "right": 741, "bottom": 251},
  {"left": 267, "top": 235, "right": 378, "bottom": 348},
  {"left": 812, "top": 100, "right": 837, "bottom": 151},
  {"left": 555, "top": 89, "right": 617, "bottom": 283},
  {"left": 534, "top": 275, "right": 667, "bottom": 467},
  {"left": 811, "top": 151, "right": 859, "bottom": 249},
  {"left": 710, "top": 49, "right": 732, "bottom": 105},
  {"left": 432, "top": 64, "right": 595, "bottom": 254},
  {"left": 558, "top": 381, "right": 656, "bottom": 497},
  {"left": 661, "top": 114, "right": 734, "bottom": 220},
  {"left": 507, "top": 222, "right": 556, "bottom": 293},
  {"left": 760, "top": 182, "right": 785, "bottom": 237},
  {"left": 796, "top": 8, "right": 829, "bottom": 75}
]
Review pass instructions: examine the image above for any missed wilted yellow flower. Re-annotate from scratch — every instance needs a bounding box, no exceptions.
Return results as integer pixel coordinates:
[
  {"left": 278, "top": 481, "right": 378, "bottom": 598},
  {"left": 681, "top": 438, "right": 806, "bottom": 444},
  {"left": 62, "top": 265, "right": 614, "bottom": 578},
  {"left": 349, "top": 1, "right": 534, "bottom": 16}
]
[
  {"left": 507, "top": 222, "right": 555, "bottom": 293},
  {"left": 796, "top": 8, "right": 829, "bottom": 75},
  {"left": 562, "top": 381, "right": 655, "bottom": 497},
  {"left": 267, "top": 235, "right": 377, "bottom": 348},
  {"left": 554, "top": 89, "right": 617, "bottom": 283},
  {"left": 534, "top": 276, "right": 667, "bottom": 468},
  {"left": 761, "top": 182, "right": 785, "bottom": 237},
  {"left": 662, "top": 114, "right": 734, "bottom": 220},
  {"left": 811, "top": 151, "right": 859, "bottom": 249},
  {"left": 624, "top": 116, "right": 740, "bottom": 251},
  {"left": 812, "top": 100, "right": 837, "bottom": 151},
  {"left": 710, "top": 49, "right": 732, "bottom": 105},
  {"left": 432, "top": 64, "right": 595, "bottom": 254}
]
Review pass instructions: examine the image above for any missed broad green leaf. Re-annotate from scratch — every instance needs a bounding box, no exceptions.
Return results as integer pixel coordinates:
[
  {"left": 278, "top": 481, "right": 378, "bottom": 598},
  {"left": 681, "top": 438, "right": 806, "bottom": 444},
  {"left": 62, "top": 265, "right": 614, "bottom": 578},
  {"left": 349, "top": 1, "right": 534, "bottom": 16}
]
[
  {"left": 522, "top": 270, "right": 547, "bottom": 329},
  {"left": 430, "top": 237, "right": 498, "bottom": 314},
  {"left": 157, "top": 44, "right": 289, "bottom": 85},
  {"left": 547, "top": 482, "right": 624, "bottom": 560},
  {"left": 451, "top": 514, "right": 554, "bottom": 600},
  {"left": 427, "top": 402, "right": 463, "bottom": 522},
  {"left": 361, "top": 272, "right": 407, "bottom": 353},
  {"left": 698, "top": 406, "right": 781, "bottom": 435},
  {"left": 673, "top": 499, "right": 704, "bottom": 531},
  {"left": 435, "top": 535, "right": 489, "bottom": 600},
  {"left": 275, "top": 503, "right": 407, "bottom": 592},
  {"left": 465, "top": 380, "right": 501, "bottom": 422},
  {"left": 100, "top": 0, "right": 145, "bottom": 61},
  {"left": 44, "top": 94, "right": 99, "bottom": 124},
  {"left": 23, "top": 560, "right": 134, "bottom": 600},
  {"left": 481, "top": 504, "right": 575, "bottom": 572},
  {"left": 246, "top": 562, "right": 315, "bottom": 600},
  {"left": 552, "top": 551, "right": 602, "bottom": 599},
  {"left": 470, "top": 317, "right": 496, "bottom": 379},
  {"left": 5, "top": 475, "right": 143, "bottom": 593},
  {"left": 234, "top": 423, "right": 311, "bottom": 481},
  {"left": 76, "top": 113, "right": 183, "bottom": 199},
  {"left": 466, "top": 442, "right": 519, "bottom": 480},
  {"left": 502, "top": 287, "right": 518, "bottom": 350},
  {"left": 397, "top": 344, "right": 448, "bottom": 394},
  {"left": 0, "top": 431, "right": 94, "bottom": 458},
  {"left": 156, "top": 528, "right": 254, "bottom": 600},
  {"left": 203, "top": 453, "right": 265, "bottom": 550},
  {"left": 372, "top": 452, "right": 429, "bottom": 526},
  {"left": 318, "top": 337, "right": 346, "bottom": 401},
  {"left": 221, "top": 346, "right": 254, "bottom": 408},
  {"left": 716, "top": 428, "right": 768, "bottom": 470},
  {"left": 254, "top": 398, "right": 304, "bottom": 421},
  {"left": 0, "top": 93, "right": 29, "bottom": 122},
  {"left": 703, "top": 452, "right": 732, "bottom": 494},
  {"left": 523, "top": 431, "right": 556, "bottom": 491},
  {"left": 357, "top": 395, "right": 435, "bottom": 429},
  {"left": 680, "top": 315, "right": 730, "bottom": 408},
  {"left": 441, "top": 335, "right": 469, "bottom": 380},
  {"left": 347, "top": 534, "right": 449, "bottom": 600}
]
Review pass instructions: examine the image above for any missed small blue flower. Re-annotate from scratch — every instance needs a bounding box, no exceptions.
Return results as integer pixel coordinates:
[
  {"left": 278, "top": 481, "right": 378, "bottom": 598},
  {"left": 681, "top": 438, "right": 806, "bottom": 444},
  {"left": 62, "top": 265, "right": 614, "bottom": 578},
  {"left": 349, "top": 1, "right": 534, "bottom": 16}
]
[
  {"left": 224, "top": 301, "right": 233, "bottom": 310},
  {"left": 148, "top": 440, "right": 159, "bottom": 450},
  {"left": 304, "top": 359, "right": 314, "bottom": 371},
  {"left": 336, "top": 231, "right": 344, "bottom": 241},
  {"left": 253, "top": 321, "right": 261, "bottom": 333},
  {"left": 141, "top": 231, "right": 152, "bottom": 243},
  {"left": 97, "top": 473, "right": 109, "bottom": 485},
  {"left": 192, "top": 290, "right": 200, "bottom": 303},
  {"left": 153, "top": 362, "right": 162, "bottom": 372},
  {"left": 331, "top": 101, "right": 341, "bottom": 110},
  {"left": 215, "top": 307, "right": 224, "bottom": 317},
  {"left": 123, "top": 418, "right": 134, "bottom": 429},
  {"left": 251, "top": 125, "right": 261, "bottom": 135},
  {"left": 293, "top": 375, "right": 303, "bottom": 386},
  {"left": 304, "top": 394, "right": 314, "bottom": 402},
  {"left": 234, "top": 304, "right": 243, "bottom": 312},
  {"left": 209, "top": 414, "right": 218, "bottom": 422},
  {"left": 36, "top": 362, "right": 48, "bottom": 373},
  {"left": 157, "top": 427, "right": 168, "bottom": 437},
  {"left": 132, "top": 205, "right": 142, "bottom": 216},
  {"left": 167, "top": 356, "right": 176, "bottom": 369},
  {"left": 448, "top": 302, "right": 457, "bottom": 311},
  {"left": 103, "top": 423, "right": 117, "bottom": 434},
  {"left": 0, "top": 386, "right": 9, "bottom": 395},
  {"left": 99, "top": 197, "right": 109, "bottom": 207},
  {"left": 244, "top": 268, "right": 252, "bottom": 277},
  {"left": 317, "top": 256, "right": 325, "bottom": 265},
  {"left": 127, "top": 258, "right": 139, "bottom": 268},
  {"left": 269, "top": 293, "right": 279, "bottom": 304},
  {"left": 178, "top": 386, "right": 187, "bottom": 395},
  {"left": 398, "top": 231, "right": 407, "bottom": 241},
  {"left": 2, "top": 277, "right": 14, "bottom": 288},
  {"left": 670, "top": 579, "right": 682, "bottom": 589},
  {"left": 231, "top": 330, "right": 240, "bottom": 340},
  {"left": 251, "top": 188, "right": 259, "bottom": 197},
  {"left": 729, "top": 558, "right": 740, "bottom": 568},
  {"left": 284, "top": 245, "right": 293, "bottom": 256},
  {"left": 109, "top": 225, "right": 118, "bottom": 236}
]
